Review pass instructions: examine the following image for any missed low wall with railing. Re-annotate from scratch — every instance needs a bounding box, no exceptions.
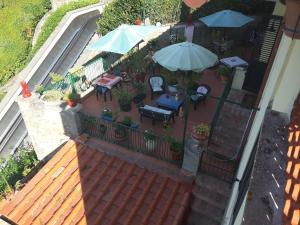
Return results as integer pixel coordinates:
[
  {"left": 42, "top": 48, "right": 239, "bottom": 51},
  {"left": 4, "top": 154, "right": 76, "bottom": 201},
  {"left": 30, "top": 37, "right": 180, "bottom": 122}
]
[{"left": 79, "top": 112, "right": 183, "bottom": 166}]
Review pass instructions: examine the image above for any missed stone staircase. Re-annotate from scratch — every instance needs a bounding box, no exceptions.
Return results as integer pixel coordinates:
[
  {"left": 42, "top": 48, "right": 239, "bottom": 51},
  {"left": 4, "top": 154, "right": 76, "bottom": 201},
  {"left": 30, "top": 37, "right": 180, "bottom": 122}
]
[
  {"left": 186, "top": 174, "right": 231, "bottom": 225},
  {"left": 208, "top": 101, "right": 252, "bottom": 158}
]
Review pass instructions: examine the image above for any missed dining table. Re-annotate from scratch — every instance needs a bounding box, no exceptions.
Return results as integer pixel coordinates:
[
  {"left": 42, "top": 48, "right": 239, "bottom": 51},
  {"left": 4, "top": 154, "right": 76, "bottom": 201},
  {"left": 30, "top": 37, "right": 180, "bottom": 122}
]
[
  {"left": 93, "top": 73, "right": 122, "bottom": 101},
  {"left": 94, "top": 73, "right": 122, "bottom": 89}
]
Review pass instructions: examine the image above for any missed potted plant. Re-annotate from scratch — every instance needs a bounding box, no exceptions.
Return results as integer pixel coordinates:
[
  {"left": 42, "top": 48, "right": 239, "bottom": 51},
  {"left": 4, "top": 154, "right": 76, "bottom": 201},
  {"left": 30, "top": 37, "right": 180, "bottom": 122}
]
[
  {"left": 113, "top": 88, "right": 132, "bottom": 112},
  {"left": 114, "top": 123, "right": 128, "bottom": 142},
  {"left": 144, "top": 130, "right": 157, "bottom": 152},
  {"left": 192, "top": 123, "right": 210, "bottom": 141},
  {"left": 168, "top": 137, "right": 183, "bottom": 161},
  {"left": 34, "top": 84, "right": 45, "bottom": 96},
  {"left": 41, "top": 90, "right": 63, "bottom": 102},
  {"left": 99, "top": 124, "right": 107, "bottom": 135},
  {"left": 121, "top": 116, "right": 132, "bottom": 127},
  {"left": 218, "top": 66, "right": 232, "bottom": 83},
  {"left": 101, "top": 108, "right": 114, "bottom": 122},
  {"left": 121, "top": 116, "right": 139, "bottom": 129},
  {"left": 64, "top": 88, "right": 80, "bottom": 107},
  {"left": 133, "top": 82, "right": 146, "bottom": 104}
]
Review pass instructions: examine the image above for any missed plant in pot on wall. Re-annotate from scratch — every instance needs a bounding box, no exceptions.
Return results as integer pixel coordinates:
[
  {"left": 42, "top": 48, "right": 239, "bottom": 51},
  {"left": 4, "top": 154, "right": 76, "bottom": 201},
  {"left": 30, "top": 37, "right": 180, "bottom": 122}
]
[
  {"left": 34, "top": 85, "right": 45, "bottom": 96},
  {"left": 192, "top": 123, "right": 210, "bottom": 141},
  {"left": 133, "top": 82, "right": 146, "bottom": 104},
  {"left": 41, "top": 90, "right": 63, "bottom": 102},
  {"left": 218, "top": 66, "right": 232, "bottom": 83},
  {"left": 168, "top": 137, "right": 183, "bottom": 161},
  {"left": 144, "top": 130, "right": 157, "bottom": 152},
  {"left": 64, "top": 88, "right": 80, "bottom": 107},
  {"left": 113, "top": 88, "right": 132, "bottom": 112}
]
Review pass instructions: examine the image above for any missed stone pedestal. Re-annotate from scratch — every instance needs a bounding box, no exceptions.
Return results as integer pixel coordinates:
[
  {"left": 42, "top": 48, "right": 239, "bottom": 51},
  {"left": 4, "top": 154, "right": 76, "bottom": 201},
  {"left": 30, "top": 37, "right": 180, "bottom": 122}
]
[
  {"left": 61, "top": 104, "right": 82, "bottom": 137},
  {"left": 17, "top": 94, "right": 82, "bottom": 160},
  {"left": 181, "top": 137, "right": 201, "bottom": 176}
]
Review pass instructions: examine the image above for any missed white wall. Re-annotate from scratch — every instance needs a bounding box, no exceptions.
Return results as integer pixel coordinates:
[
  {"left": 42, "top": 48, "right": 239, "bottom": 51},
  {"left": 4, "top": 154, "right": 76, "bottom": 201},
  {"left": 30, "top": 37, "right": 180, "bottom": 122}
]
[
  {"left": 272, "top": 1, "right": 286, "bottom": 16},
  {"left": 272, "top": 37, "right": 300, "bottom": 119},
  {"left": 223, "top": 34, "right": 293, "bottom": 225}
]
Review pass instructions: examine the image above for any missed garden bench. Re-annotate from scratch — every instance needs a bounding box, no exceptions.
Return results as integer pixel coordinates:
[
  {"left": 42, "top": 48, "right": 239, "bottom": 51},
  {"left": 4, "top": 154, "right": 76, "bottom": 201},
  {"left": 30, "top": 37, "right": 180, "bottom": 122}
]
[{"left": 138, "top": 105, "right": 175, "bottom": 125}]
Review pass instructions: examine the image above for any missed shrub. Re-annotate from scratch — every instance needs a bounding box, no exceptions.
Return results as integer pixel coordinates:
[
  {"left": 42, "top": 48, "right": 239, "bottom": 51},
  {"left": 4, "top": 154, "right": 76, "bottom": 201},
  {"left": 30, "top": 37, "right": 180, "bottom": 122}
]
[
  {"left": 0, "top": 146, "right": 38, "bottom": 199},
  {"left": 180, "top": 0, "right": 275, "bottom": 22},
  {"left": 97, "top": 0, "right": 143, "bottom": 35},
  {"left": 97, "top": 0, "right": 182, "bottom": 35}
]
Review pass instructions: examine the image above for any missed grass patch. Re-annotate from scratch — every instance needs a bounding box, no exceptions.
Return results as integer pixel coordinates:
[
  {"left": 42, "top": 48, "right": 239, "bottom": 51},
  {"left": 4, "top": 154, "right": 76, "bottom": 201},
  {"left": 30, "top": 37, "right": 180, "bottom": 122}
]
[
  {"left": 0, "top": 0, "right": 99, "bottom": 87},
  {"left": 0, "top": 0, "right": 51, "bottom": 86},
  {"left": 31, "top": 0, "right": 99, "bottom": 55}
]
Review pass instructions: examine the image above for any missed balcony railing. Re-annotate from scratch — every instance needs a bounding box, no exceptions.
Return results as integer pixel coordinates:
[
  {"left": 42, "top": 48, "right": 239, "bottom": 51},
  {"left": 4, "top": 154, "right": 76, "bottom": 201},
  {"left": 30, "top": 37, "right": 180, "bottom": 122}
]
[{"left": 79, "top": 112, "right": 183, "bottom": 166}]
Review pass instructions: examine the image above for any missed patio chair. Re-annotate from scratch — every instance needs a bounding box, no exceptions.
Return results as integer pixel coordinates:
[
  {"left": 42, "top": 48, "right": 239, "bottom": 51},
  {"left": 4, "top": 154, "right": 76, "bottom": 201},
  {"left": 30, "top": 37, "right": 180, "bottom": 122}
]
[
  {"left": 95, "top": 85, "right": 112, "bottom": 102},
  {"left": 190, "top": 84, "right": 211, "bottom": 110},
  {"left": 148, "top": 75, "right": 166, "bottom": 99}
]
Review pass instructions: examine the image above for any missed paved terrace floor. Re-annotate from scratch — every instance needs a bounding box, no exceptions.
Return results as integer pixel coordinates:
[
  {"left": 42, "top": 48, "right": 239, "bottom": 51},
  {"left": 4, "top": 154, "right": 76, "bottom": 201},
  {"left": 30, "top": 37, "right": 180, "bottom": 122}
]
[{"left": 81, "top": 67, "right": 225, "bottom": 141}]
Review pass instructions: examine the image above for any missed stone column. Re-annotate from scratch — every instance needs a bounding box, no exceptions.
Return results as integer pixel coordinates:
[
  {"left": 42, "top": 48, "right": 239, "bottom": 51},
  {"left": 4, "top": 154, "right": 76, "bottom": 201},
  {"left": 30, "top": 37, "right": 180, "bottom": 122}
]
[{"left": 181, "top": 137, "right": 204, "bottom": 176}]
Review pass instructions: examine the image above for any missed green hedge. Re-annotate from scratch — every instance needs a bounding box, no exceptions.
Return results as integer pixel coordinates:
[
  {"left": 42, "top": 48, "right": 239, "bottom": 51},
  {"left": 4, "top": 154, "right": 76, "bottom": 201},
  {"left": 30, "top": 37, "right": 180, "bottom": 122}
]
[
  {"left": 31, "top": 0, "right": 99, "bottom": 55},
  {"left": 0, "top": 146, "right": 38, "bottom": 199},
  {"left": 0, "top": 0, "right": 51, "bottom": 86},
  {"left": 180, "top": 0, "right": 275, "bottom": 22},
  {"left": 97, "top": 0, "right": 182, "bottom": 35}
]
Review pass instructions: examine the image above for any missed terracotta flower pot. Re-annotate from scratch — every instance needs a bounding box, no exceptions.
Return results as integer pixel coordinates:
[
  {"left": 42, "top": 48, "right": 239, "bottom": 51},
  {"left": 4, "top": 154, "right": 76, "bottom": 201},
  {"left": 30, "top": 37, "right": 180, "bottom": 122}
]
[
  {"left": 135, "top": 19, "right": 141, "bottom": 25},
  {"left": 191, "top": 132, "right": 208, "bottom": 141},
  {"left": 171, "top": 150, "right": 182, "bottom": 161},
  {"left": 67, "top": 100, "right": 77, "bottom": 107}
]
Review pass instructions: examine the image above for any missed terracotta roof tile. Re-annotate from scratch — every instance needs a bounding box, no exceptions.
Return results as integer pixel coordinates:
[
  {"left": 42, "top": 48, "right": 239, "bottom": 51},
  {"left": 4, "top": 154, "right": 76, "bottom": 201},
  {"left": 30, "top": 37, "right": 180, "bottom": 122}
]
[
  {"left": 0, "top": 140, "right": 193, "bottom": 225},
  {"left": 283, "top": 93, "right": 300, "bottom": 225}
]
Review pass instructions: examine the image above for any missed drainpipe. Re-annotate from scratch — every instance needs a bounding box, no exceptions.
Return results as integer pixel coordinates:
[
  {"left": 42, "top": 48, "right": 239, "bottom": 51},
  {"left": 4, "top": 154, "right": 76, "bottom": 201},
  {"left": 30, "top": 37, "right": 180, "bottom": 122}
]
[{"left": 222, "top": 34, "right": 295, "bottom": 225}]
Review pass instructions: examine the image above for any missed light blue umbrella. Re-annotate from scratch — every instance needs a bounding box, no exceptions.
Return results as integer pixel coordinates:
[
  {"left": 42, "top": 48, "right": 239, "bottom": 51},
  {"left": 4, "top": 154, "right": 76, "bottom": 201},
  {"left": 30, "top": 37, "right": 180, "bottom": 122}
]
[
  {"left": 87, "top": 24, "right": 159, "bottom": 54},
  {"left": 153, "top": 42, "right": 218, "bottom": 72},
  {"left": 199, "top": 10, "right": 253, "bottom": 27}
]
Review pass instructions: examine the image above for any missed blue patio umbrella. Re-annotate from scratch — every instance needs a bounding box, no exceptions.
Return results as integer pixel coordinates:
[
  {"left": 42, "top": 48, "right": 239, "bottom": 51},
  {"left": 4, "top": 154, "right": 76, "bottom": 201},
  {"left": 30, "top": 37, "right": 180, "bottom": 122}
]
[
  {"left": 199, "top": 10, "right": 253, "bottom": 27},
  {"left": 153, "top": 42, "right": 218, "bottom": 72},
  {"left": 87, "top": 24, "right": 159, "bottom": 54}
]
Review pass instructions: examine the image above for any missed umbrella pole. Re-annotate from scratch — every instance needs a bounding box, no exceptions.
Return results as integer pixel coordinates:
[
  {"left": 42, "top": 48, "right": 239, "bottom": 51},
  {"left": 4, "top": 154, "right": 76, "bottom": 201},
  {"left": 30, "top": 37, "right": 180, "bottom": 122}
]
[{"left": 182, "top": 71, "right": 189, "bottom": 147}]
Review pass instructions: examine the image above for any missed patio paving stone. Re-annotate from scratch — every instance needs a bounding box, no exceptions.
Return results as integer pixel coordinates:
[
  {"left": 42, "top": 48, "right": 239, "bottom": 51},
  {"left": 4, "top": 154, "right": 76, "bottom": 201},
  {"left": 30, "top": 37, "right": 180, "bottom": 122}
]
[{"left": 81, "top": 67, "right": 225, "bottom": 141}]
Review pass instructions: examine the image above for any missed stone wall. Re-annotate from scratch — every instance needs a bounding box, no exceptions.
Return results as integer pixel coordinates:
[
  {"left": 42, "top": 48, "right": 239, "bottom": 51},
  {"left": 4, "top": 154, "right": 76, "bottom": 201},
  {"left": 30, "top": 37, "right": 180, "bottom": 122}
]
[{"left": 17, "top": 94, "right": 81, "bottom": 160}]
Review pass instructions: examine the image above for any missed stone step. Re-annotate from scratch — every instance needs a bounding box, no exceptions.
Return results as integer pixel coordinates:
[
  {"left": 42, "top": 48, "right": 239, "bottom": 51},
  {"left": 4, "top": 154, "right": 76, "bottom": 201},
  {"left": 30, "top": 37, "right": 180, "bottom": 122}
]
[
  {"left": 210, "top": 131, "right": 243, "bottom": 143},
  {"left": 195, "top": 174, "right": 231, "bottom": 196},
  {"left": 186, "top": 210, "right": 221, "bottom": 225},
  {"left": 191, "top": 199, "right": 224, "bottom": 224},
  {"left": 193, "top": 185, "right": 229, "bottom": 210}
]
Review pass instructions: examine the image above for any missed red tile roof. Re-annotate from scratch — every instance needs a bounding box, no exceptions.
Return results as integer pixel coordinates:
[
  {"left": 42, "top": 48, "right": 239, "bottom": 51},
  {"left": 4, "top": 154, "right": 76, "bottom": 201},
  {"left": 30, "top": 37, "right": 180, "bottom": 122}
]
[
  {"left": 283, "top": 94, "right": 300, "bottom": 225},
  {"left": 0, "top": 140, "right": 192, "bottom": 225}
]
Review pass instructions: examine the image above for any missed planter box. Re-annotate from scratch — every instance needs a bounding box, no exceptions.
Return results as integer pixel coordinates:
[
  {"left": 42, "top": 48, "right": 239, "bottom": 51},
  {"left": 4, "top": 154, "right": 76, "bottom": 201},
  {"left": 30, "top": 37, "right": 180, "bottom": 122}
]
[{"left": 100, "top": 115, "right": 114, "bottom": 122}]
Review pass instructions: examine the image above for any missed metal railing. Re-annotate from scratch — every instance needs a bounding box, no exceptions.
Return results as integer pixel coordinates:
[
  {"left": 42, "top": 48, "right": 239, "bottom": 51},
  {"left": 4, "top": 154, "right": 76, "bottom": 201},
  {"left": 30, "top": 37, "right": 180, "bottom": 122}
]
[{"left": 79, "top": 112, "right": 183, "bottom": 166}]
